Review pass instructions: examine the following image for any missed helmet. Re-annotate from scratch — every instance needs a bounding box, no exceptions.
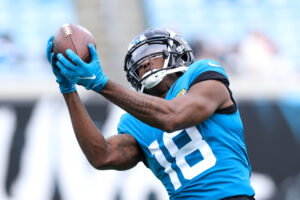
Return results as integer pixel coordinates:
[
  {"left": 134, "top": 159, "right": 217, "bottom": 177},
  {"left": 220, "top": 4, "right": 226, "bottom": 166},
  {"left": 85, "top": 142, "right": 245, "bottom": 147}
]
[{"left": 124, "top": 28, "right": 194, "bottom": 92}]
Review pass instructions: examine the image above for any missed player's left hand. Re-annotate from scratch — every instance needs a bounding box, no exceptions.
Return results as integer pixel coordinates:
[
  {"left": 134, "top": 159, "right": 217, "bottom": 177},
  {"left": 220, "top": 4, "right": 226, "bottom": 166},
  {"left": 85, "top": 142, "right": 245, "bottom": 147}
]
[
  {"left": 56, "top": 44, "right": 108, "bottom": 92},
  {"left": 46, "top": 36, "right": 77, "bottom": 94}
]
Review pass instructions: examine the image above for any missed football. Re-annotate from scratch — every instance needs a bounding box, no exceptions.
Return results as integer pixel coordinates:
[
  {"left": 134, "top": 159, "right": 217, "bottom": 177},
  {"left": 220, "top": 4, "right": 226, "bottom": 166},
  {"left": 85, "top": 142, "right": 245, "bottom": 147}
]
[{"left": 52, "top": 24, "right": 96, "bottom": 63}]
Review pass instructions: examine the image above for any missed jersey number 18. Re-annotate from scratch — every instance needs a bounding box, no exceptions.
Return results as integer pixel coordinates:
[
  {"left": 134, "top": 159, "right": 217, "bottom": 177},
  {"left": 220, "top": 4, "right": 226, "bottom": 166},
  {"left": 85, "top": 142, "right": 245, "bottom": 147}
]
[{"left": 149, "top": 126, "right": 216, "bottom": 190}]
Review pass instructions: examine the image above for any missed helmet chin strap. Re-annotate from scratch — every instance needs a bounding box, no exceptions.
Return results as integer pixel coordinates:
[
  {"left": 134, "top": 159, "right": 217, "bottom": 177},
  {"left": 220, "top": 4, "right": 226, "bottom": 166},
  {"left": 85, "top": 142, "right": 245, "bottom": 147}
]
[{"left": 140, "top": 65, "right": 188, "bottom": 92}]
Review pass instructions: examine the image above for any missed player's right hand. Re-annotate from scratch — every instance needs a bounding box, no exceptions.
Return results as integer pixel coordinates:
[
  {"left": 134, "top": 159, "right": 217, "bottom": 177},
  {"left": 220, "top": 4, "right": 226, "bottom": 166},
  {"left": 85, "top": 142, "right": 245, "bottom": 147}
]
[
  {"left": 46, "top": 36, "right": 76, "bottom": 94},
  {"left": 56, "top": 44, "right": 108, "bottom": 93}
]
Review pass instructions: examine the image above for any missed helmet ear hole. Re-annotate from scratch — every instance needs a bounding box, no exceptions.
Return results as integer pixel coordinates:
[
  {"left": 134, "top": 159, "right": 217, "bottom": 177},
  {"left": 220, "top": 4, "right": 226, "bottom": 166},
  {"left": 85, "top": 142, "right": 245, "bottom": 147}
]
[{"left": 181, "top": 53, "right": 188, "bottom": 61}]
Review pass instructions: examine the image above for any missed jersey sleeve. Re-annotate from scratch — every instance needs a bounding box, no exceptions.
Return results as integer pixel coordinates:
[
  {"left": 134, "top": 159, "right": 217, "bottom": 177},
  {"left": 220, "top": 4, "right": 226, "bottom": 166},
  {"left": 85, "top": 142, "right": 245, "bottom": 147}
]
[
  {"left": 117, "top": 113, "right": 135, "bottom": 135},
  {"left": 186, "top": 59, "right": 229, "bottom": 86},
  {"left": 187, "top": 59, "right": 237, "bottom": 114},
  {"left": 117, "top": 113, "right": 150, "bottom": 167},
  {"left": 190, "top": 70, "right": 229, "bottom": 88},
  {"left": 117, "top": 113, "right": 153, "bottom": 142}
]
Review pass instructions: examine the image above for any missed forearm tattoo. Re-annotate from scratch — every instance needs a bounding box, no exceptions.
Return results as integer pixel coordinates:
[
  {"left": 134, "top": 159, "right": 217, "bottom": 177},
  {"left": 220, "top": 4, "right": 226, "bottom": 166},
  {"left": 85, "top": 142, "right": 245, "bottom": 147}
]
[{"left": 104, "top": 81, "right": 163, "bottom": 118}]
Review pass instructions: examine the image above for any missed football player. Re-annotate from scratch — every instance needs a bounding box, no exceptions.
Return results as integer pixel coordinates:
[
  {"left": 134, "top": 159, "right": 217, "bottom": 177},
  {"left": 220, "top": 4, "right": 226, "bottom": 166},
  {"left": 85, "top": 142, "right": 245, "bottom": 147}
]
[{"left": 46, "top": 28, "right": 255, "bottom": 199}]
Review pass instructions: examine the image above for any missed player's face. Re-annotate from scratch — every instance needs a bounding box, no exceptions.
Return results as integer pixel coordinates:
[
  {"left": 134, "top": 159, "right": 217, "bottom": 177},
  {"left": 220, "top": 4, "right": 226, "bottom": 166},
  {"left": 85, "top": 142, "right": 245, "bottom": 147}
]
[{"left": 137, "top": 55, "right": 164, "bottom": 79}]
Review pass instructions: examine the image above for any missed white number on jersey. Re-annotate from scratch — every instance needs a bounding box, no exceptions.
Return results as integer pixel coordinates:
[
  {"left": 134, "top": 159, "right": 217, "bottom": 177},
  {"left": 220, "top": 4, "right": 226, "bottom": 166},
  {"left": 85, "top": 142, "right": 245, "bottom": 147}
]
[{"left": 148, "top": 126, "right": 216, "bottom": 190}]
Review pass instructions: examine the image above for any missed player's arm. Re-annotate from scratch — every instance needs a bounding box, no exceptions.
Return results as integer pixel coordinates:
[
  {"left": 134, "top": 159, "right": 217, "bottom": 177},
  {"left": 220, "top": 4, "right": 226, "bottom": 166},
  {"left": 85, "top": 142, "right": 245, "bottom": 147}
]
[
  {"left": 55, "top": 46, "right": 231, "bottom": 132},
  {"left": 100, "top": 79, "right": 231, "bottom": 132},
  {"left": 47, "top": 37, "right": 143, "bottom": 170},
  {"left": 63, "top": 92, "right": 143, "bottom": 170}
]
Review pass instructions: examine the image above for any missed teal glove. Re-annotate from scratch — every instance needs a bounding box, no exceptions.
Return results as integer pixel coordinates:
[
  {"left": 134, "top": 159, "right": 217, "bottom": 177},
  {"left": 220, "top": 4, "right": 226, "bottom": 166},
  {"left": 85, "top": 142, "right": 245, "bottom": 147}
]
[
  {"left": 56, "top": 44, "right": 108, "bottom": 92},
  {"left": 46, "top": 36, "right": 76, "bottom": 94}
]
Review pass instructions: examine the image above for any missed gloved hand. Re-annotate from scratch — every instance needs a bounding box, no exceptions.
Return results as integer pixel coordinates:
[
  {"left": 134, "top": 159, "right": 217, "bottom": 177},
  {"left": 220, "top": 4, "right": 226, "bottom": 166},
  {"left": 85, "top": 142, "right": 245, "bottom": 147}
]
[
  {"left": 56, "top": 44, "right": 108, "bottom": 92},
  {"left": 46, "top": 36, "right": 76, "bottom": 94}
]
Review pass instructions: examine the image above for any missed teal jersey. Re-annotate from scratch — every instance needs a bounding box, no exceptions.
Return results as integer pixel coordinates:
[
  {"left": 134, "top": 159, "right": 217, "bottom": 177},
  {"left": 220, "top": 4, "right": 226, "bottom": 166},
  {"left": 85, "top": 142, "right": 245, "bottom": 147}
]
[{"left": 117, "top": 59, "right": 255, "bottom": 199}]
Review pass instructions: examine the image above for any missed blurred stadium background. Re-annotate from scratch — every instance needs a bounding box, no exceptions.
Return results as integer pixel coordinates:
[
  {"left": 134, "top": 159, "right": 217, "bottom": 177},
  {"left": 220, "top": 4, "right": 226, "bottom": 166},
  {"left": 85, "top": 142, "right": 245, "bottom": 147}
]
[{"left": 0, "top": 0, "right": 300, "bottom": 199}]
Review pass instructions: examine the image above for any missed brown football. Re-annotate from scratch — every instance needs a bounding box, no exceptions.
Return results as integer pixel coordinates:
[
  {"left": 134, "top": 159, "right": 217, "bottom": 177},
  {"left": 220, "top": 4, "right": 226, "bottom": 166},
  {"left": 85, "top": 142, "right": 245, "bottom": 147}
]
[{"left": 52, "top": 24, "right": 96, "bottom": 63}]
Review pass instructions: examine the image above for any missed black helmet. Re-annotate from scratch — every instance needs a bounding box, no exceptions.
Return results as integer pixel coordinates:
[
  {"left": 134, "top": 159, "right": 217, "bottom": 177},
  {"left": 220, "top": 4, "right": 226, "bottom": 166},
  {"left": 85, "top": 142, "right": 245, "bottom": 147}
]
[{"left": 124, "top": 28, "right": 194, "bottom": 92}]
